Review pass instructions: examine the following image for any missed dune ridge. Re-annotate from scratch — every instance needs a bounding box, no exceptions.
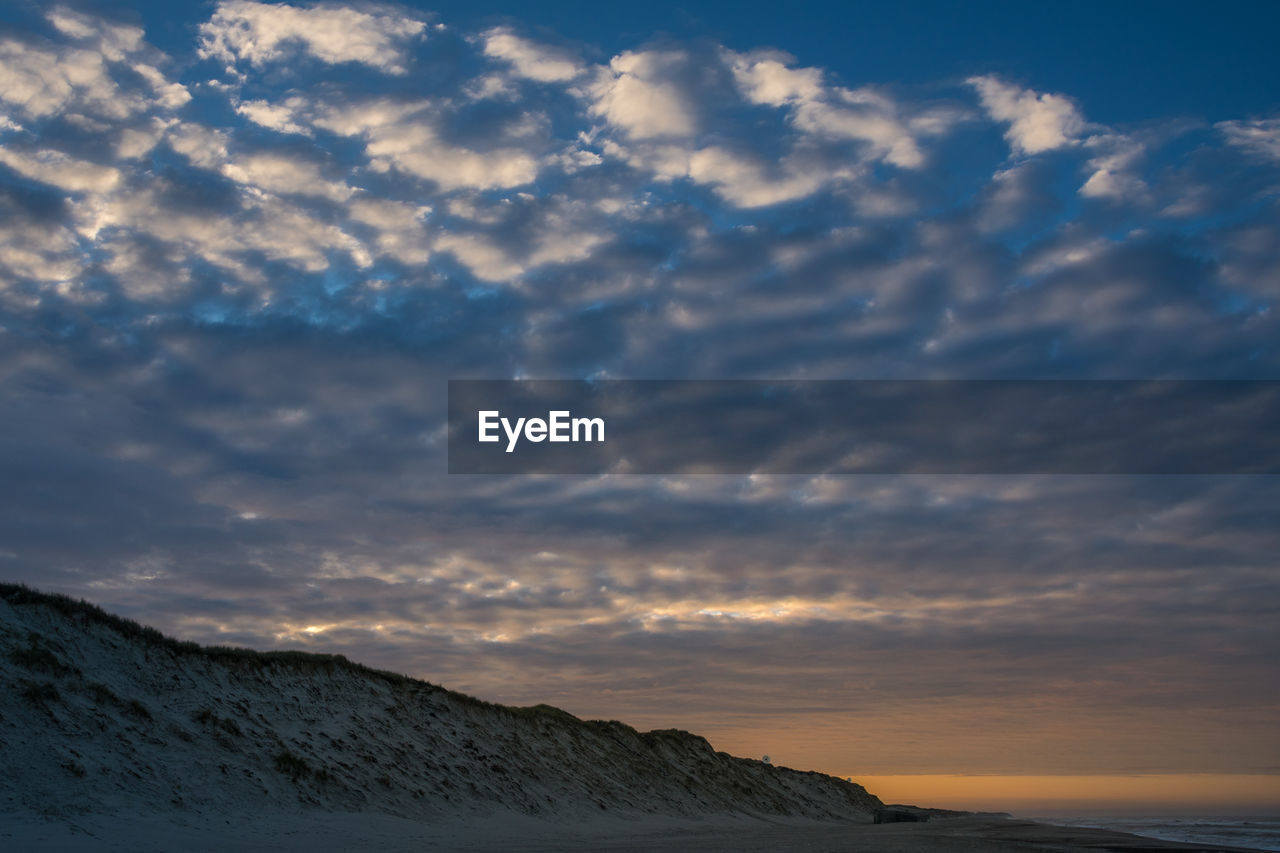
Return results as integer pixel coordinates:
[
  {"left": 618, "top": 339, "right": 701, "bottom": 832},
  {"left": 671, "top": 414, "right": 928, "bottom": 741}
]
[{"left": 0, "top": 583, "right": 881, "bottom": 829}]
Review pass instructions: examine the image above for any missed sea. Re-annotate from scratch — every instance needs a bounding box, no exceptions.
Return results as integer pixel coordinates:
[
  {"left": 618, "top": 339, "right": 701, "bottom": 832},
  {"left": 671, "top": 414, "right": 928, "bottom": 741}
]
[{"left": 1038, "top": 816, "right": 1280, "bottom": 851}]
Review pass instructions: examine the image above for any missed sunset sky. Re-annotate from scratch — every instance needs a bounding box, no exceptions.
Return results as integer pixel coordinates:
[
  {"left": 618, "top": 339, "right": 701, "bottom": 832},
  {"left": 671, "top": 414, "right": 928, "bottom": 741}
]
[{"left": 1, "top": 0, "right": 1278, "bottom": 814}]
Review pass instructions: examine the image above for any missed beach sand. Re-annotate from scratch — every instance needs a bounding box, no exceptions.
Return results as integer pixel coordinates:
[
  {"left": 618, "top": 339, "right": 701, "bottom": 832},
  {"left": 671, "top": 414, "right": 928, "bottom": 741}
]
[{"left": 3, "top": 812, "right": 1268, "bottom": 852}]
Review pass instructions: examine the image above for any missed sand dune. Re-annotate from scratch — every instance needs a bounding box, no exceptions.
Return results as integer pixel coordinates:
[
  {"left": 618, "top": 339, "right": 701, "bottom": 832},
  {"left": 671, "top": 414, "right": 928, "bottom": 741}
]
[{"left": 1, "top": 584, "right": 1263, "bottom": 851}]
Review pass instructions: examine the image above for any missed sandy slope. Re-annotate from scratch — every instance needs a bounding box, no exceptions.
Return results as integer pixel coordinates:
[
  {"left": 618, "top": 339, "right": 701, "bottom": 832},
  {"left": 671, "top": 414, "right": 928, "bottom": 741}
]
[{"left": 0, "top": 585, "right": 878, "bottom": 832}]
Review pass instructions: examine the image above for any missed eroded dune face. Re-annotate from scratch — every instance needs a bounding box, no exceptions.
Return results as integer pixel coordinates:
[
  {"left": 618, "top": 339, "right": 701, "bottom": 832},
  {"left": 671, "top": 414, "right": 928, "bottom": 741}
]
[{"left": 0, "top": 584, "right": 881, "bottom": 827}]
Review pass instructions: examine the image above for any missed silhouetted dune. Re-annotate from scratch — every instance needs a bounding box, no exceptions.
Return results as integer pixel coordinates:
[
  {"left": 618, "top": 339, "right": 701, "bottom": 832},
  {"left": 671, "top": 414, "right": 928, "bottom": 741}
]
[{"left": 0, "top": 583, "right": 880, "bottom": 826}]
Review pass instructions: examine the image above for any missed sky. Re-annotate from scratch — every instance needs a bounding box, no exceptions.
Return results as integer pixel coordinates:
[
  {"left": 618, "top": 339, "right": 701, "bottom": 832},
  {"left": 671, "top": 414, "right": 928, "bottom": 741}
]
[{"left": 1, "top": 0, "right": 1279, "bottom": 815}]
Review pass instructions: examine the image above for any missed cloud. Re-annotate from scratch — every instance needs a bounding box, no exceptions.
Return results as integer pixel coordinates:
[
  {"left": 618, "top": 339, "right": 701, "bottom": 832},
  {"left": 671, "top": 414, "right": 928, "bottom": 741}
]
[
  {"left": 790, "top": 89, "right": 926, "bottom": 168},
  {"left": 0, "top": 38, "right": 131, "bottom": 120},
  {"left": 0, "top": 8, "right": 190, "bottom": 125},
  {"left": 41, "top": 7, "right": 189, "bottom": 112},
  {"left": 0, "top": 193, "right": 82, "bottom": 285},
  {"left": 1079, "top": 134, "right": 1148, "bottom": 201},
  {"left": 973, "top": 161, "right": 1060, "bottom": 233},
  {"left": 45, "top": 6, "right": 144, "bottom": 61},
  {"left": 77, "top": 175, "right": 370, "bottom": 291},
  {"left": 277, "top": 96, "right": 544, "bottom": 191},
  {"left": 164, "top": 121, "right": 231, "bottom": 169},
  {"left": 731, "top": 52, "right": 938, "bottom": 169},
  {"left": 729, "top": 54, "right": 823, "bottom": 106},
  {"left": 1217, "top": 117, "right": 1280, "bottom": 161},
  {"left": 590, "top": 50, "right": 697, "bottom": 139},
  {"left": 686, "top": 145, "right": 849, "bottom": 208},
  {"left": 969, "top": 75, "right": 1085, "bottom": 155},
  {"left": 482, "top": 28, "right": 581, "bottom": 82},
  {"left": 234, "top": 98, "right": 312, "bottom": 136},
  {"left": 115, "top": 117, "right": 173, "bottom": 159},
  {"left": 0, "top": 146, "right": 121, "bottom": 193},
  {"left": 361, "top": 120, "right": 540, "bottom": 191},
  {"left": 589, "top": 49, "right": 940, "bottom": 209},
  {"left": 1216, "top": 219, "right": 1280, "bottom": 298},
  {"left": 346, "top": 197, "right": 432, "bottom": 265},
  {"left": 129, "top": 62, "right": 192, "bottom": 111},
  {"left": 434, "top": 194, "right": 608, "bottom": 281},
  {"left": 220, "top": 151, "right": 353, "bottom": 202},
  {"left": 198, "top": 0, "right": 427, "bottom": 74}
]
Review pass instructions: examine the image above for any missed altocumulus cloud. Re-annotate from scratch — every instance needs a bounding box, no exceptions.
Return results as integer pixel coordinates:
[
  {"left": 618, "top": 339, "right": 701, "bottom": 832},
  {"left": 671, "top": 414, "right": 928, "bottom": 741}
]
[
  {"left": 1, "top": 1, "right": 1278, "bottom": 777},
  {"left": 198, "top": 0, "right": 428, "bottom": 74}
]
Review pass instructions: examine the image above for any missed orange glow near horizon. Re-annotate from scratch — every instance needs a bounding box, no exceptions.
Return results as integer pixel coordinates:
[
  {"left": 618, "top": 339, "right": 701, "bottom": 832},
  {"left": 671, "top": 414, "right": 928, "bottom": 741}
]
[{"left": 849, "top": 774, "right": 1280, "bottom": 817}]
